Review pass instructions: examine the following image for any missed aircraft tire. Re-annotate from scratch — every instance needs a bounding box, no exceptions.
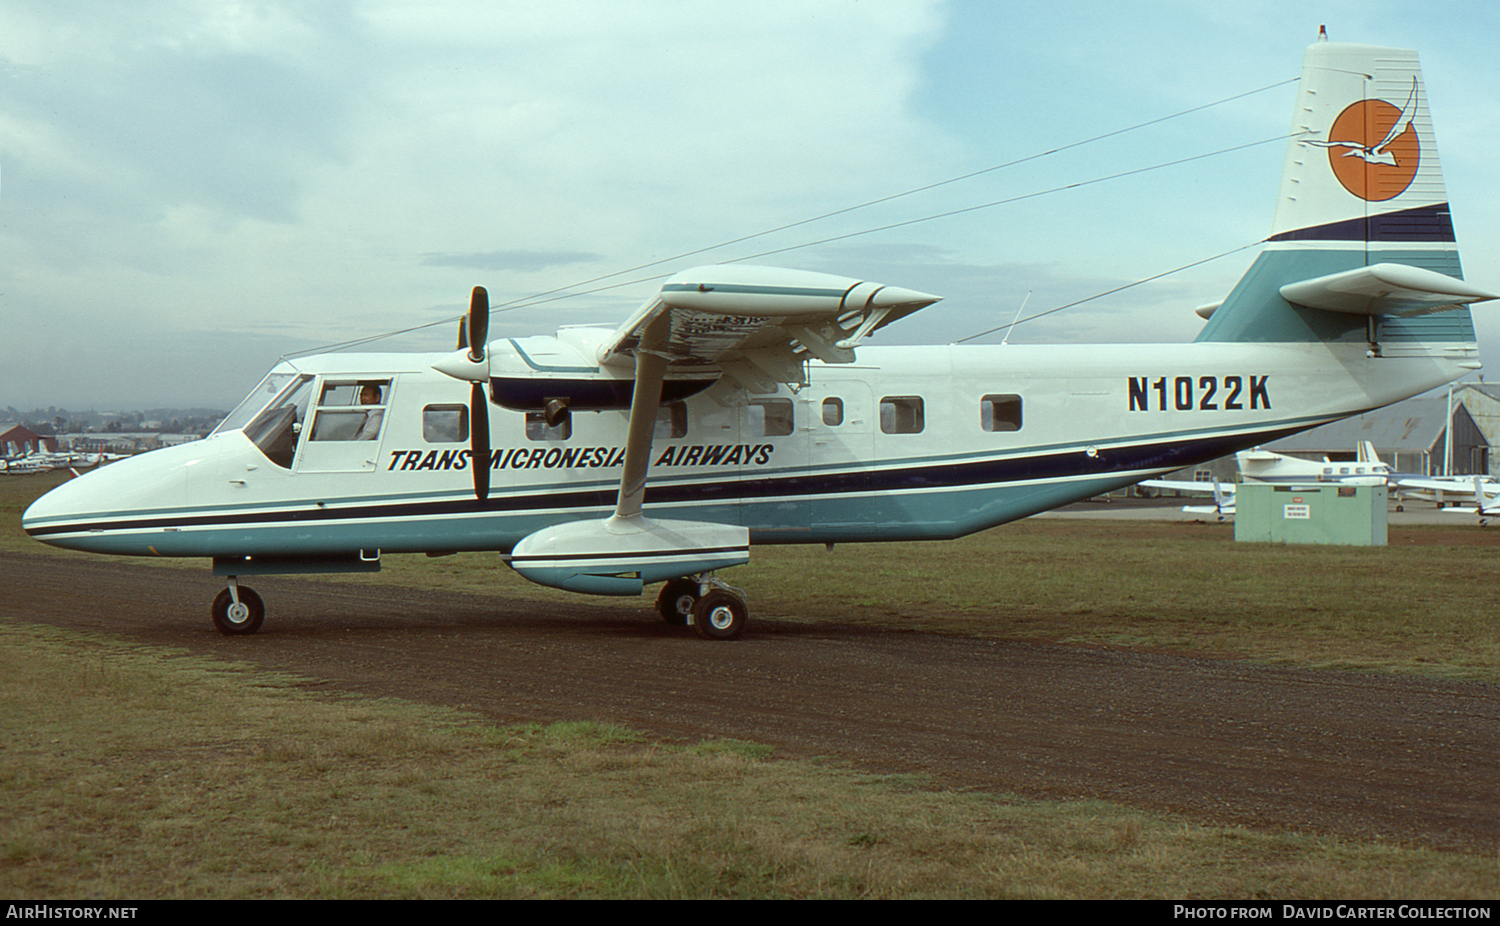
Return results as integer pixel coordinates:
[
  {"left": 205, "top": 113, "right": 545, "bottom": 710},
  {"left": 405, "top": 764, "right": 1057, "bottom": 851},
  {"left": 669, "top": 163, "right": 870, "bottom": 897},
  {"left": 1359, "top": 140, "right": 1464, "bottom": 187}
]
[
  {"left": 656, "top": 579, "right": 698, "bottom": 626},
  {"left": 689, "top": 590, "right": 746, "bottom": 641},
  {"left": 212, "top": 587, "right": 265, "bottom": 636}
]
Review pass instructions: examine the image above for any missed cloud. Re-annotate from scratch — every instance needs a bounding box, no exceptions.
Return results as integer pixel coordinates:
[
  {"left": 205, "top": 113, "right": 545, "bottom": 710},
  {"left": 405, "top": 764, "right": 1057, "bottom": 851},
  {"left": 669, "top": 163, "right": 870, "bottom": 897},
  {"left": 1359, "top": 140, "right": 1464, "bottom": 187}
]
[
  {"left": 420, "top": 250, "right": 604, "bottom": 273},
  {"left": 4, "top": 1, "right": 1498, "bottom": 410},
  {"left": 0, "top": 1, "right": 950, "bottom": 408}
]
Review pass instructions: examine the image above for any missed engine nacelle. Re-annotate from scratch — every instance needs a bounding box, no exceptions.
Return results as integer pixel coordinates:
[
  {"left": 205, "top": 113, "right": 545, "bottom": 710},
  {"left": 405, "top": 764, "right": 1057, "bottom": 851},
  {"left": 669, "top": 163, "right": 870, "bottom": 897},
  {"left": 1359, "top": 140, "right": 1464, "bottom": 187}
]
[{"left": 488, "top": 335, "right": 715, "bottom": 413}]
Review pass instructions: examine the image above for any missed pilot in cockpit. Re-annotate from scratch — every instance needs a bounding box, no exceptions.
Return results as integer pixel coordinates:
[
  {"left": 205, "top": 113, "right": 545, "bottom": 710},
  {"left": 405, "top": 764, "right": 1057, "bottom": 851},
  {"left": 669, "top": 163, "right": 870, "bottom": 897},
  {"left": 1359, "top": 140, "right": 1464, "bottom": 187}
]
[{"left": 355, "top": 383, "right": 384, "bottom": 440}]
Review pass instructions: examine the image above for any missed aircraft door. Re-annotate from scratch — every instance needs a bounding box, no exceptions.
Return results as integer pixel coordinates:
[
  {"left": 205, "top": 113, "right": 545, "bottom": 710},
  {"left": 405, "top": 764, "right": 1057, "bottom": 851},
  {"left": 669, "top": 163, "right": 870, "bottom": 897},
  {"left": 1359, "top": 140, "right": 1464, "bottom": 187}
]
[
  {"left": 808, "top": 382, "right": 874, "bottom": 535},
  {"left": 677, "top": 387, "right": 809, "bottom": 532},
  {"left": 740, "top": 392, "right": 809, "bottom": 534},
  {"left": 295, "top": 378, "right": 393, "bottom": 473}
]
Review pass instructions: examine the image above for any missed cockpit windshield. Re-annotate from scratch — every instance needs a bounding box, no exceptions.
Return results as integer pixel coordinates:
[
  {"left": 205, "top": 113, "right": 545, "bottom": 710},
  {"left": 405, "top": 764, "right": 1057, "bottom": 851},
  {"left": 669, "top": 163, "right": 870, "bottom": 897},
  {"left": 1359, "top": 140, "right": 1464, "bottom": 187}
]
[
  {"left": 240, "top": 375, "right": 315, "bottom": 469},
  {"left": 214, "top": 370, "right": 303, "bottom": 436}
]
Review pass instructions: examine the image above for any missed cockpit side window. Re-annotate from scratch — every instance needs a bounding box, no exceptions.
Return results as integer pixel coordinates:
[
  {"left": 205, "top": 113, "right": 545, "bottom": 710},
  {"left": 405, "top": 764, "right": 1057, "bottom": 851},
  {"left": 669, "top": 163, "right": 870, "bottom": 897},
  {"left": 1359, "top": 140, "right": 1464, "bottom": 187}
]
[
  {"left": 309, "top": 380, "right": 391, "bottom": 442},
  {"left": 243, "top": 375, "right": 315, "bottom": 468}
]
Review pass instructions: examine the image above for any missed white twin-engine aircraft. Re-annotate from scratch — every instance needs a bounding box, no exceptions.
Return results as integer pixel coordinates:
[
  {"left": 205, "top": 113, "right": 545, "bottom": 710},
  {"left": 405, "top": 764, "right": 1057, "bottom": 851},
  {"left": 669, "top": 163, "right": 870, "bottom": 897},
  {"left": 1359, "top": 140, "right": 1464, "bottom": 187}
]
[{"left": 22, "top": 36, "right": 1496, "bottom": 639}]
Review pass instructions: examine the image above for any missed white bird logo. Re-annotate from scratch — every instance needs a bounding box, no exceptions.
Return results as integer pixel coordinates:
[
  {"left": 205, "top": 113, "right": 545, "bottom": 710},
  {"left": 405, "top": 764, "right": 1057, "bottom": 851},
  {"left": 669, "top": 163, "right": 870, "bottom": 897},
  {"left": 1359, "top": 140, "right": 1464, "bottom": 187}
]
[{"left": 1304, "top": 77, "right": 1418, "bottom": 167}]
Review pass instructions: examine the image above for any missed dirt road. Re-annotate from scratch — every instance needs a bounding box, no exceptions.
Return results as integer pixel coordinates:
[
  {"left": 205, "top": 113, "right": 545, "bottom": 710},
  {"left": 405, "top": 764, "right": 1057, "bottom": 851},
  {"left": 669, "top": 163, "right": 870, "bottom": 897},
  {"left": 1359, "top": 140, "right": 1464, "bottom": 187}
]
[{"left": 5, "top": 552, "right": 1498, "bottom": 854}]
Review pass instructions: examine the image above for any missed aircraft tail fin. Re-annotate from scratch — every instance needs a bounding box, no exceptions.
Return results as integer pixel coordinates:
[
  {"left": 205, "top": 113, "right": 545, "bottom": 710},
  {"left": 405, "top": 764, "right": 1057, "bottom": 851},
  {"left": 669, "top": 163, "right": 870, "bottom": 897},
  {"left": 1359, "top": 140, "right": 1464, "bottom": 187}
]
[
  {"left": 1357, "top": 441, "right": 1381, "bottom": 464},
  {"left": 1196, "top": 37, "right": 1489, "bottom": 356}
]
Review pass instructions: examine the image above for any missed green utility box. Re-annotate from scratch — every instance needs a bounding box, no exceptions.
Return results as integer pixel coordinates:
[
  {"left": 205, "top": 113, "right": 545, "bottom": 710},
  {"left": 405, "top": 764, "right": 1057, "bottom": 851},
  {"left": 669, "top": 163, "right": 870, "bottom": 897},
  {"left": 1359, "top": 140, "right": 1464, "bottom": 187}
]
[{"left": 1234, "top": 484, "right": 1387, "bottom": 546}]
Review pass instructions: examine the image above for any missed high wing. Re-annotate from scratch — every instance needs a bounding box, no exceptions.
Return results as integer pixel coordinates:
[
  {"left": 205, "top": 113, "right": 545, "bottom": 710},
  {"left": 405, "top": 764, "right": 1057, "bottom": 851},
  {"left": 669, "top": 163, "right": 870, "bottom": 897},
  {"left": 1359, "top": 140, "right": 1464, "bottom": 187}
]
[
  {"left": 591, "top": 264, "right": 940, "bottom": 519},
  {"left": 598, "top": 265, "right": 942, "bottom": 389},
  {"left": 504, "top": 265, "right": 941, "bottom": 616}
]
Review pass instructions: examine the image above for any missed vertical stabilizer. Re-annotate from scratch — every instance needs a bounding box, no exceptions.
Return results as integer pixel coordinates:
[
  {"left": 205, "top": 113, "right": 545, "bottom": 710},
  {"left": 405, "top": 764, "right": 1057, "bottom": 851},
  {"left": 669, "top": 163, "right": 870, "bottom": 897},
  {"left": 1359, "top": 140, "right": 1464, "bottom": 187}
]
[
  {"left": 1270, "top": 43, "right": 1445, "bottom": 240},
  {"left": 1196, "top": 39, "right": 1479, "bottom": 358}
]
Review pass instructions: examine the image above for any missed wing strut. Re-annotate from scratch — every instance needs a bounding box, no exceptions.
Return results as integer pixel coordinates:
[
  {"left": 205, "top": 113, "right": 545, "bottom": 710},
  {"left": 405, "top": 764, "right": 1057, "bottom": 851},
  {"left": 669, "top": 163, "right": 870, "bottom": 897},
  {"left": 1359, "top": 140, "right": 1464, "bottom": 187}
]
[
  {"left": 612, "top": 312, "right": 670, "bottom": 521},
  {"left": 505, "top": 305, "right": 749, "bottom": 598}
]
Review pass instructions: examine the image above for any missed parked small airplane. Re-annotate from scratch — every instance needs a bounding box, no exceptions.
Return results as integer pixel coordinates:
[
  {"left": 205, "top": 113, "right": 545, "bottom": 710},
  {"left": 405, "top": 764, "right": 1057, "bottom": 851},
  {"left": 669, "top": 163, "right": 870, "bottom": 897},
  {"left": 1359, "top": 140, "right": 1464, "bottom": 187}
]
[
  {"left": 1433, "top": 476, "right": 1500, "bottom": 524},
  {"left": 1240, "top": 442, "right": 1394, "bottom": 486},
  {"left": 1177, "top": 481, "right": 1236, "bottom": 522},
  {"left": 1, "top": 451, "right": 103, "bottom": 475},
  {"left": 1142, "top": 442, "right": 1491, "bottom": 515},
  {"left": 1371, "top": 436, "right": 1500, "bottom": 508},
  {"left": 21, "top": 34, "right": 1496, "bottom": 638},
  {"left": 1138, "top": 445, "right": 1378, "bottom": 521},
  {"left": 1141, "top": 442, "right": 1394, "bottom": 496}
]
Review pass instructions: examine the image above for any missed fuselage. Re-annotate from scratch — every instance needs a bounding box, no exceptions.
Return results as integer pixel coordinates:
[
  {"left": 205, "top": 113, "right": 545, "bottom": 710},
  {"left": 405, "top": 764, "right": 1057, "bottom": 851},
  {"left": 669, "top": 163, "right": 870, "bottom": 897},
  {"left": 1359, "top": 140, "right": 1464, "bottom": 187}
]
[{"left": 22, "top": 338, "right": 1466, "bottom": 560}]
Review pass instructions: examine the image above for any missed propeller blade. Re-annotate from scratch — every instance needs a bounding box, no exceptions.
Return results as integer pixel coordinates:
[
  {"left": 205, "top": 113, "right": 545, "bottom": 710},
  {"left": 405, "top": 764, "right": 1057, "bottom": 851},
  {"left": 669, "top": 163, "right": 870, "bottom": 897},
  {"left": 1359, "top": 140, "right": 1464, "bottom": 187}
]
[
  {"left": 468, "top": 286, "right": 489, "bottom": 363},
  {"left": 471, "top": 381, "right": 490, "bottom": 502}
]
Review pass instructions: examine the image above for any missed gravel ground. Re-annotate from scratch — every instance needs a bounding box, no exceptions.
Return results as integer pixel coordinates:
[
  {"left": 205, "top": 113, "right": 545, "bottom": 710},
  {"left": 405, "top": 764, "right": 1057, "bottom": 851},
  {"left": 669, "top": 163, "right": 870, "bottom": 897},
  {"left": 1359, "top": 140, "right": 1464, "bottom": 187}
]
[{"left": 5, "top": 551, "right": 1499, "bottom": 854}]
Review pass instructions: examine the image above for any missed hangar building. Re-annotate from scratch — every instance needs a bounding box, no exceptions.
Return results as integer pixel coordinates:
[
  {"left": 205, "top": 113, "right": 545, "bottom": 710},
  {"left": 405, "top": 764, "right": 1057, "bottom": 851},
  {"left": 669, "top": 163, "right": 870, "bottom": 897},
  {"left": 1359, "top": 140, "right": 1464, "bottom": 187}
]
[{"left": 0, "top": 423, "right": 56, "bottom": 458}]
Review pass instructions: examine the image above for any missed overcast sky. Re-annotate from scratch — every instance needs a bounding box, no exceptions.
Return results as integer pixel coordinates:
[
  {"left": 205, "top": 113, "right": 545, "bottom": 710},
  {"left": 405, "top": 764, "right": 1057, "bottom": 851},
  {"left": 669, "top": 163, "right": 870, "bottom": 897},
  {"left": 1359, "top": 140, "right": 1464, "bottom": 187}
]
[{"left": 4, "top": 0, "right": 1499, "bottom": 411}]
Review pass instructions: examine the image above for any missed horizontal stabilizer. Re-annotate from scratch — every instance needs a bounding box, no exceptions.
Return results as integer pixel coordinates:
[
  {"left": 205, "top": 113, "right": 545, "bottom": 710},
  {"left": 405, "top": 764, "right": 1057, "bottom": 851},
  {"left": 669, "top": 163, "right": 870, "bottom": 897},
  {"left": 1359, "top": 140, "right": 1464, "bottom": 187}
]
[{"left": 1279, "top": 263, "right": 1497, "bottom": 316}]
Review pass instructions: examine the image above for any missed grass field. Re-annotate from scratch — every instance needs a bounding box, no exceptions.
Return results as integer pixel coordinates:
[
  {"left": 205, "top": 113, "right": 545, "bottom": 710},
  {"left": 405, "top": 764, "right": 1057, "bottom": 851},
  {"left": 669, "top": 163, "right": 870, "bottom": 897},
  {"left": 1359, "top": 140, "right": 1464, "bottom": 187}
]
[{"left": 3, "top": 470, "right": 1500, "bottom": 898}]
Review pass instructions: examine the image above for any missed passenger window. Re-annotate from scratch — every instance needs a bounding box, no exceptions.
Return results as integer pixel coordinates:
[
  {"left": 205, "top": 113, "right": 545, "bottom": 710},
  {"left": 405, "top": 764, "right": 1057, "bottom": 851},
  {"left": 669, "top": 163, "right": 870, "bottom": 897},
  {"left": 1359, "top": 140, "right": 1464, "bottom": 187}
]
[
  {"left": 981, "top": 394, "right": 1023, "bottom": 432},
  {"left": 654, "top": 402, "right": 688, "bottom": 439},
  {"left": 749, "top": 398, "right": 794, "bottom": 437},
  {"left": 423, "top": 404, "right": 469, "bottom": 443},
  {"left": 822, "top": 397, "right": 844, "bottom": 427},
  {"left": 880, "top": 396, "right": 924, "bottom": 434}
]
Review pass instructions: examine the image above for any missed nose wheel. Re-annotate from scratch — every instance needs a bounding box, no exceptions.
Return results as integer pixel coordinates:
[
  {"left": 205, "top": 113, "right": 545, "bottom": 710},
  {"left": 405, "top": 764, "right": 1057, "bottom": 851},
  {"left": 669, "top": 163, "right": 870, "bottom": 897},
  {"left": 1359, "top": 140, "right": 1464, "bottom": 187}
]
[{"left": 212, "top": 579, "right": 264, "bottom": 635}]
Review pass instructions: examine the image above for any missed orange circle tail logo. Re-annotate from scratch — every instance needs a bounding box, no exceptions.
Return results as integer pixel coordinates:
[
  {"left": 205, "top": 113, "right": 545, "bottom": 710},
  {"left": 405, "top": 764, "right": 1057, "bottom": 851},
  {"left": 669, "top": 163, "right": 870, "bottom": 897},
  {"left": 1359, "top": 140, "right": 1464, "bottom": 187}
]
[{"left": 1305, "top": 77, "right": 1421, "bottom": 202}]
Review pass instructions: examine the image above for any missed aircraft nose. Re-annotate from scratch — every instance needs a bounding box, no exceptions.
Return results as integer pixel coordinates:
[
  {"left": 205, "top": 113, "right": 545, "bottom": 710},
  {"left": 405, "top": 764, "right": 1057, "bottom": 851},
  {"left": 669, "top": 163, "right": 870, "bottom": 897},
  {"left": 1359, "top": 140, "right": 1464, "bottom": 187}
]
[
  {"left": 22, "top": 473, "right": 94, "bottom": 544},
  {"left": 21, "top": 448, "right": 189, "bottom": 554}
]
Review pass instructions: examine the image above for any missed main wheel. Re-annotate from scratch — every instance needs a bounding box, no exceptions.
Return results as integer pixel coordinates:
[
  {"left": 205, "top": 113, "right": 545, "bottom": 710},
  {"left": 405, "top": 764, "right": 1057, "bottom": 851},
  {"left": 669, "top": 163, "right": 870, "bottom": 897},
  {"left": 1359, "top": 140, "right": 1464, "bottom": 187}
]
[
  {"left": 656, "top": 579, "right": 699, "bottom": 626},
  {"left": 689, "top": 590, "right": 747, "bottom": 641},
  {"left": 212, "top": 587, "right": 265, "bottom": 636}
]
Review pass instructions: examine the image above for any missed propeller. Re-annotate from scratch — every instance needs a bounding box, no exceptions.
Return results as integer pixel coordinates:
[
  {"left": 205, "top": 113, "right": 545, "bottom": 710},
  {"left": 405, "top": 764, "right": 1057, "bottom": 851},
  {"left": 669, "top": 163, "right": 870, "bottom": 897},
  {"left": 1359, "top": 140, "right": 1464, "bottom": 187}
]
[
  {"left": 466, "top": 285, "right": 489, "bottom": 361},
  {"left": 466, "top": 286, "right": 491, "bottom": 503}
]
